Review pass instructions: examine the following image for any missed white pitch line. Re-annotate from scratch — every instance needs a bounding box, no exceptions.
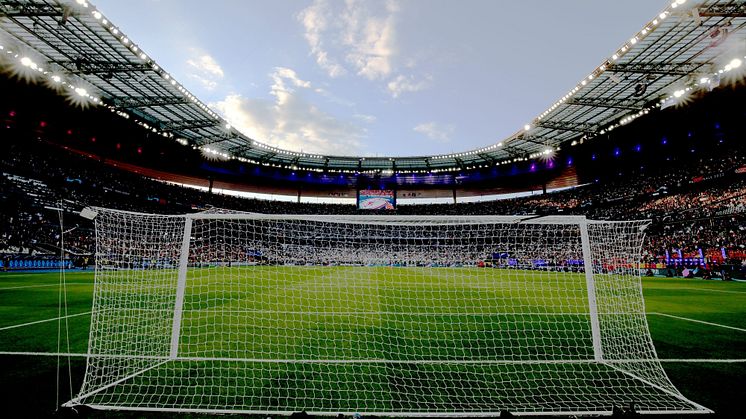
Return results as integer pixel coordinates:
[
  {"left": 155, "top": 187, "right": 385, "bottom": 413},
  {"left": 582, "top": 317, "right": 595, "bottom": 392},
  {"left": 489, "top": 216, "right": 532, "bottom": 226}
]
[
  {"left": 0, "top": 352, "right": 744, "bottom": 365},
  {"left": 648, "top": 312, "right": 746, "bottom": 332},
  {"left": 0, "top": 311, "right": 92, "bottom": 331},
  {"left": 675, "top": 287, "right": 746, "bottom": 295},
  {"left": 657, "top": 358, "right": 746, "bottom": 363},
  {"left": 0, "top": 282, "right": 89, "bottom": 291},
  {"left": 0, "top": 351, "right": 89, "bottom": 357}
]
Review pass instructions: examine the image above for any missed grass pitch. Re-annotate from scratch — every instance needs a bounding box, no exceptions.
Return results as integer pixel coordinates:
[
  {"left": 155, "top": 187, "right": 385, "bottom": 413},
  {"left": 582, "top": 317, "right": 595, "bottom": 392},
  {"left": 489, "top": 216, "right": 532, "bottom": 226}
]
[{"left": 0, "top": 269, "right": 744, "bottom": 417}]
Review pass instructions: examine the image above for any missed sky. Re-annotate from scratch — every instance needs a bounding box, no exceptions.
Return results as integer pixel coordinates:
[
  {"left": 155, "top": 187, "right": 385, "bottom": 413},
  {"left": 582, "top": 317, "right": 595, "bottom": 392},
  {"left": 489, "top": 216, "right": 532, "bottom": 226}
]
[{"left": 93, "top": 0, "right": 667, "bottom": 157}]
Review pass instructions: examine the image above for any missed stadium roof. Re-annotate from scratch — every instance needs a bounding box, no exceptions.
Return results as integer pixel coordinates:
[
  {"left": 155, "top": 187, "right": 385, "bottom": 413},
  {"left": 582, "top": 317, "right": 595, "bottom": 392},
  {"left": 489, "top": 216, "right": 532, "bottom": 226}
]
[{"left": 1, "top": 0, "right": 745, "bottom": 173}]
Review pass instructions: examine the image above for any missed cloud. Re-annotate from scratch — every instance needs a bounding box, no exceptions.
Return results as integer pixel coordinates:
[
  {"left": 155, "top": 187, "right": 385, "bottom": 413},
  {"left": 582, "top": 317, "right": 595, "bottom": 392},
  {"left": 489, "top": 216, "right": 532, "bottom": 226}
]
[
  {"left": 188, "top": 74, "right": 218, "bottom": 90},
  {"left": 298, "top": 0, "right": 347, "bottom": 78},
  {"left": 186, "top": 50, "right": 224, "bottom": 91},
  {"left": 298, "top": 0, "right": 398, "bottom": 80},
  {"left": 273, "top": 67, "right": 311, "bottom": 89},
  {"left": 387, "top": 74, "right": 432, "bottom": 98},
  {"left": 269, "top": 66, "right": 312, "bottom": 106},
  {"left": 187, "top": 54, "right": 224, "bottom": 78},
  {"left": 340, "top": 0, "right": 397, "bottom": 80},
  {"left": 298, "top": 1, "right": 432, "bottom": 98},
  {"left": 353, "top": 113, "right": 377, "bottom": 123},
  {"left": 210, "top": 68, "right": 364, "bottom": 155},
  {"left": 413, "top": 122, "right": 454, "bottom": 143}
]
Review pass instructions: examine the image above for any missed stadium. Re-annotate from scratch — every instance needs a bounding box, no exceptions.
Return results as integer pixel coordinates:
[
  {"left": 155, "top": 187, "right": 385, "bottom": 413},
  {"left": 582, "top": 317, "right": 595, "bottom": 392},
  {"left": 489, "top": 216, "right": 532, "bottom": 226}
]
[{"left": 1, "top": 0, "right": 745, "bottom": 417}]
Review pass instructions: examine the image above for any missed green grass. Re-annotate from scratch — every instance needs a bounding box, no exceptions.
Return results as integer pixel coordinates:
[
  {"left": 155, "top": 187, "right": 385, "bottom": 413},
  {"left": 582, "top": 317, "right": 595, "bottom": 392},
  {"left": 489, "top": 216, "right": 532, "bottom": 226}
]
[{"left": 0, "top": 270, "right": 744, "bottom": 417}]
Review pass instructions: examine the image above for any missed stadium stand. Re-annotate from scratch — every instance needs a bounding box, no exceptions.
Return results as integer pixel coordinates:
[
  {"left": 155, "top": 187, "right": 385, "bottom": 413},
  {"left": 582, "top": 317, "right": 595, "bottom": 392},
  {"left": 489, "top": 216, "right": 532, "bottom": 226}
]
[{"left": 3, "top": 130, "right": 746, "bottom": 277}]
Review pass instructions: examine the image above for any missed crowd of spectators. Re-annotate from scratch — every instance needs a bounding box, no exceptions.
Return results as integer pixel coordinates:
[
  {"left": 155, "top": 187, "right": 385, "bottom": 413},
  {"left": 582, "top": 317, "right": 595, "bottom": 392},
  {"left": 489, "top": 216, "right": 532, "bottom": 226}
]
[{"left": 3, "top": 139, "right": 746, "bottom": 272}]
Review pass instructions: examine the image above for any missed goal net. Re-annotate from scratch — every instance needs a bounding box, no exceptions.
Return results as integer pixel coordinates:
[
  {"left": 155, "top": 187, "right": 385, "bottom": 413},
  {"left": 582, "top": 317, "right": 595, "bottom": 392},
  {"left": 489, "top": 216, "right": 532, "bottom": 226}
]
[{"left": 66, "top": 207, "right": 709, "bottom": 416}]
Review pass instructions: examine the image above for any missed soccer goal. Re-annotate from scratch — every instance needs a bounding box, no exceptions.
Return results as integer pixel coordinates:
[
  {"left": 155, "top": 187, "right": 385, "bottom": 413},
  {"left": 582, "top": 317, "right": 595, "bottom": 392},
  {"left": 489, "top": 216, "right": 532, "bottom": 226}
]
[{"left": 66, "top": 207, "right": 710, "bottom": 416}]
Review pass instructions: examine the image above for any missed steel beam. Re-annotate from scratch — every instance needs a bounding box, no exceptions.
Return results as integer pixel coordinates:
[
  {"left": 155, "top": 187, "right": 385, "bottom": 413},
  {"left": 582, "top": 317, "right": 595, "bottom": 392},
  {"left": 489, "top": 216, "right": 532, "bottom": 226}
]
[
  {"left": 606, "top": 62, "right": 708, "bottom": 76},
  {"left": 535, "top": 121, "right": 598, "bottom": 134},
  {"left": 160, "top": 119, "right": 218, "bottom": 132},
  {"left": 697, "top": 4, "right": 746, "bottom": 17},
  {"left": 0, "top": 2, "right": 64, "bottom": 17},
  {"left": 566, "top": 97, "right": 645, "bottom": 111},
  {"left": 110, "top": 96, "right": 190, "bottom": 109},
  {"left": 60, "top": 59, "right": 152, "bottom": 75}
]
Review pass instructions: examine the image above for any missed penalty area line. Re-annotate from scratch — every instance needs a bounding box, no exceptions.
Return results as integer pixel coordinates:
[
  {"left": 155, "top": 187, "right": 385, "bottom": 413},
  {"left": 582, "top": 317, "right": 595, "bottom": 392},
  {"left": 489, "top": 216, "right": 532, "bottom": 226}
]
[
  {"left": 648, "top": 312, "right": 746, "bottom": 332},
  {"left": 0, "top": 311, "right": 92, "bottom": 331}
]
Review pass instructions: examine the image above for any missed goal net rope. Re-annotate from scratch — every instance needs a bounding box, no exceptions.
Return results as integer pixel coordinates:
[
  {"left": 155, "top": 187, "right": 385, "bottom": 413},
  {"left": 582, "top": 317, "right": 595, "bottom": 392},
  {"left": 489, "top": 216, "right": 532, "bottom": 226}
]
[{"left": 66, "top": 207, "right": 709, "bottom": 415}]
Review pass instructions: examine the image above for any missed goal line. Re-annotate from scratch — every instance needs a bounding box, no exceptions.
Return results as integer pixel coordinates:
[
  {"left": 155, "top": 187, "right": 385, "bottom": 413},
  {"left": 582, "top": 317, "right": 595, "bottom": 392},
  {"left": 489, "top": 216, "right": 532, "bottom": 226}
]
[{"left": 3, "top": 351, "right": 744, "bottom": 364}]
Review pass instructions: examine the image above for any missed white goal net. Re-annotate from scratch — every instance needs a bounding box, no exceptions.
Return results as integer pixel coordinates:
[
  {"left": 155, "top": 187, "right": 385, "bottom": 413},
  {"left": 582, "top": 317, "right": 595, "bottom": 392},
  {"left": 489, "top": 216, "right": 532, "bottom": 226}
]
[{"left": 66, "top": 207, "right": 709, "bottom": 416}]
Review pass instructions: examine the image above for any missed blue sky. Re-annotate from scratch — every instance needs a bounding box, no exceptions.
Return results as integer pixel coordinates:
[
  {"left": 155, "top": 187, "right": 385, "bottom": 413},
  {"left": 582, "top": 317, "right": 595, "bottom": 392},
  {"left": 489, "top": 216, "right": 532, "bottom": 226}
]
[{"left": 93, "top": 0, "right": 667, "bottom": 157}]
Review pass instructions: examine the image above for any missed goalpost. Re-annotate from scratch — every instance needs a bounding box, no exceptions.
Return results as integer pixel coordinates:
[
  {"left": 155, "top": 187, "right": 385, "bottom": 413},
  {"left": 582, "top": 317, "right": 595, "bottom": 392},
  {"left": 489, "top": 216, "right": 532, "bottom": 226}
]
[{"left": 66, "top": 207, "right": 710, "bottom": 416}]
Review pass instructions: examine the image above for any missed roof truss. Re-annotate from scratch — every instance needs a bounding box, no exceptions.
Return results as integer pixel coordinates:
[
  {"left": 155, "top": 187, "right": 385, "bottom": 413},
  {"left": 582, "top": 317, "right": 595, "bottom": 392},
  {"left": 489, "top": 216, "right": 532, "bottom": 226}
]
[{"left": 0, "top": 0, "right": 744, "bottom": 171}]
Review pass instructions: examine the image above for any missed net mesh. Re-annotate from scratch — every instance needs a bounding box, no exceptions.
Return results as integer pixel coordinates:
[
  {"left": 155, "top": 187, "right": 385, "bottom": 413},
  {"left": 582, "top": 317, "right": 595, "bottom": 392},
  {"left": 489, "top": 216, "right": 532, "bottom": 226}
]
[{"left": 69, "top": 209, "right": 707, "bottom": 415}]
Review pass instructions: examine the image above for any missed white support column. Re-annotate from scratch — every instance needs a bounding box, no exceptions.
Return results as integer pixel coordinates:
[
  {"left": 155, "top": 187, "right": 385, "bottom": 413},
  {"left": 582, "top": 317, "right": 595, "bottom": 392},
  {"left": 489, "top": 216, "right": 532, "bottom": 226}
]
[
  {"left": 579, "top": 219, "right": 604, "bottom": 361},
  {"left": 169, "top": 217, "right": 192, "bottom": 359}
]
